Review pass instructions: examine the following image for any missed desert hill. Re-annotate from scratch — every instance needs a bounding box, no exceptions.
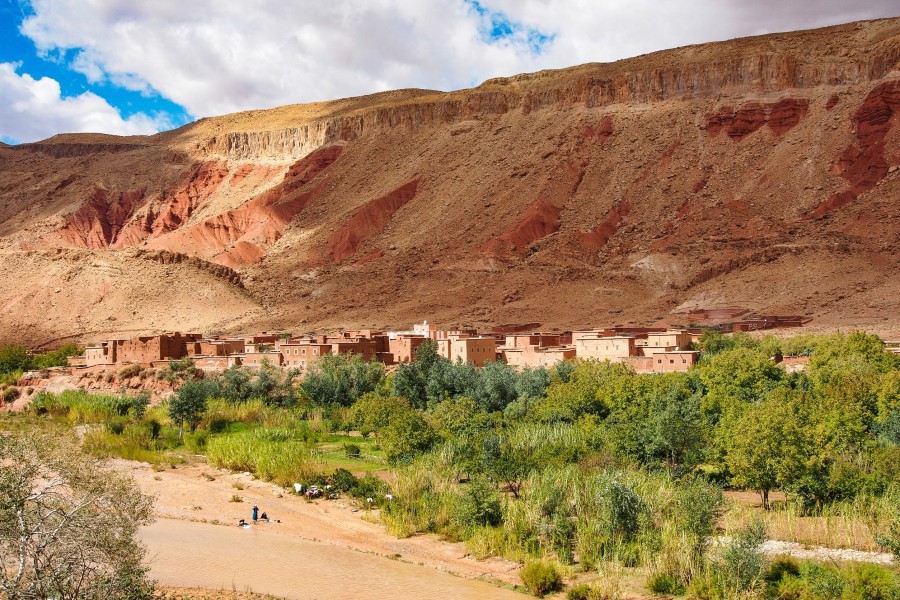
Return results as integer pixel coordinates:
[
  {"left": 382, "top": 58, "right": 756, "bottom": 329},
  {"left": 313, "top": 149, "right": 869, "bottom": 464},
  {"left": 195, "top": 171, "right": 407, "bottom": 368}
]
[{"left": 1, "top": 18, "right": 899, "bottom": 346}]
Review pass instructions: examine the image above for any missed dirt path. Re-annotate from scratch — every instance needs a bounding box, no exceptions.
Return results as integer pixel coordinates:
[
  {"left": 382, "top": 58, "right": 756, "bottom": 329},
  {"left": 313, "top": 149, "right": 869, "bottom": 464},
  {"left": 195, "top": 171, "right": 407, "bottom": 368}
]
[{"left": 113, "top": 459, "right": 522, "bottom": 587}]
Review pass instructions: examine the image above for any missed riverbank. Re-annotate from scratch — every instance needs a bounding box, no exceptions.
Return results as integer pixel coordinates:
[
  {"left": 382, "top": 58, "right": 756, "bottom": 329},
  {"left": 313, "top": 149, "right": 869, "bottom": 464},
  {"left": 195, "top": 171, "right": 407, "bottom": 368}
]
[
  {"left": 114, "top": 458, "right": 523, "bottom": 590},
  {"left": 143, "top": 517, "right": 523, "bottom": 600}
]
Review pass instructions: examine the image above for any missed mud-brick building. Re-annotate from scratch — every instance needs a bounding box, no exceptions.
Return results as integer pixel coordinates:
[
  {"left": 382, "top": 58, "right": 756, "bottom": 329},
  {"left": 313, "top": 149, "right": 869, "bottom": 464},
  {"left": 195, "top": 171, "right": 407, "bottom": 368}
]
[
  {"left": 437, "top": 334, "right": 498, "bottom": 367},
  {"left": 503, "top": 344, "right": 576, "bottom": 369},
  {"left": 114, "top": 332, "right": 202, "bottom": 364},
  {"left": 278, "top": 342, "right": 331, "bottom": 369},
  {"left": 387, "top": 335, "right": 429, "bottom": 364},
  {"left": 575, "top": 334, "right": 637, "bottom": 361},
  {"left": 240, "top": 351, "right": 284, "bottom": 367},
  {"left": 184, "top": 339, "right": 245, "bottom": 357}
]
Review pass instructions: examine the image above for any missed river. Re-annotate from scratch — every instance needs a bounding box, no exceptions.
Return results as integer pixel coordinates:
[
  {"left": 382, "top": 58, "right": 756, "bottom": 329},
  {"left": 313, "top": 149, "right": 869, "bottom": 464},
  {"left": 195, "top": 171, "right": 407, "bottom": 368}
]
[{"left": 141, "top": 518, "right": 523, "bottom": 599}]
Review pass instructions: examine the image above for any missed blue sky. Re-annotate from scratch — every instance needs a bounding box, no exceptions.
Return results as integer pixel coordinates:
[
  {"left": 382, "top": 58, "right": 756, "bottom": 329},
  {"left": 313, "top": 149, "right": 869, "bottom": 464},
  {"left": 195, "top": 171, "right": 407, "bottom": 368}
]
[{"left": 1, "top": 0, "right": 896, "bottom": 144}]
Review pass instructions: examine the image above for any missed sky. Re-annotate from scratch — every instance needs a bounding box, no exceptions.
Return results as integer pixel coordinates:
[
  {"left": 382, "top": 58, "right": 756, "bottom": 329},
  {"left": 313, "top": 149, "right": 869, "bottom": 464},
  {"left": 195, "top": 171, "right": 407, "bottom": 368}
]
[{"left": 0, "top": 0, "right": 897, "bottom": 144}]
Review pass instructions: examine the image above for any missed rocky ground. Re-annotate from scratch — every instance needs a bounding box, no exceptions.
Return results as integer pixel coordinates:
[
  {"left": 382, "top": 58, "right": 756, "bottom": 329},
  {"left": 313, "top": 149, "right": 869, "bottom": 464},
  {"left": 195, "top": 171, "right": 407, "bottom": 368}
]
[{"left": 0, "top": 18, "right": 899, "bottom": 347}]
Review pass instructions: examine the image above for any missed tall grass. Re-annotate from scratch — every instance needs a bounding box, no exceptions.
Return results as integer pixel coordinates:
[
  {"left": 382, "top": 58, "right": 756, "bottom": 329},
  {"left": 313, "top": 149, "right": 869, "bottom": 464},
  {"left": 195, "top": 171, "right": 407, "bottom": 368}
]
[
  {"left": 29, "top": 390, "right": 132, "bottom": 423},
  {"left": 724, "top": 486, "right": 900, "bottom": 552},
  {"left": 205, "top": 428, "right": 322, "bottom": 487}
]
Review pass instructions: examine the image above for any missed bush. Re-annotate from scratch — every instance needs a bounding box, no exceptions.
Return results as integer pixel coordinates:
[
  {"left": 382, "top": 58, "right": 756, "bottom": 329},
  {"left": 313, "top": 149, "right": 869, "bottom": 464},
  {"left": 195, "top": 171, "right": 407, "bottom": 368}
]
[
  {"left": 842, "top": 563, "right": 900, "bottom": 600},
  {"left": 647, "top": 571, "right": 686, "bottom": 595},
  {"left": 118, "top": 363, "right": 144, "bottom": 378},
  {"left": 2, "top": 386, "right": 19, "bottom": 403},
  {"left": 455, "top": 478, "right": 502, "bottom": 530},
  {"left": 566, "top": 583, "right": 594, "bottom": 600},
  {"left": 185, "top": 429, "right": 209, "bottom": 453},
  {"left": 718, "top": 519, "right": 767, "bottom": 594},
  {"left": 344, "top": 443, "right": 361, "bottom": 458},
  {"left": 351, "top": 473, "right": 389, "bottom": 500},
  {"left": 520, "top": 560, "right": 562, "bottom": 597},
  {"left": 331, "top": 468, "right": 358, "bottom": 493}
]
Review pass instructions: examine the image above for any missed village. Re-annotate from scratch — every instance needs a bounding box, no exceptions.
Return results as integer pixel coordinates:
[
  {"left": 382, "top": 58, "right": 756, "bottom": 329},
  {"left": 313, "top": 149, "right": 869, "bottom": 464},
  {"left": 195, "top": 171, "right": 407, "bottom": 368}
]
[{"left": 65, "top": 314, "right": 814, "bottom": 376}]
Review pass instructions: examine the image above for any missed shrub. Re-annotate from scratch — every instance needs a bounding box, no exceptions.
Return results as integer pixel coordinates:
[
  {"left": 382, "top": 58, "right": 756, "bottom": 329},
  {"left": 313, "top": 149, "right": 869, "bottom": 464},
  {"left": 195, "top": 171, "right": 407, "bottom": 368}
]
[
  {"left": 647, "top": 571, "right": 686, "bottom": 595},
  {"left": 764, "top": 556, "right": 800, "bottom": 586},
  {"left": 344, "top": 443, "right": 361, "bottom": 458},
  {"left": 875, "top": 509, "right": 900, "bottom": 559},
  {"left": 185, "top": 429, "right": 209, "bottom": 453},
  {"left": 2, "top": 386, "right": 19, "bottom": 403},
  {"left": 842, "top": 563, "right": 900, "bottom": 600},
  {"left": 567, "top": 583, "right": 592, "bottom": 600},
  {"left": 455, "top": 478, "right": 502, "bottom": 530},
  {"left": 520, "top": 560, "right": 562, "bottom": 597},
  {"left": 717, "top": 519, "right": 767, "bottom": 595},
  {"left": 799, "top": 562, "right": 845, "bottom": 600},
  {"left": 118, "top": 363, "right": 144, "bottom": 378},
  {"left": 351, "top": 473, "right": 389, "bottom": 500},
  {"left": 331, "top": 468, "right": 358, "bottom": 493}
]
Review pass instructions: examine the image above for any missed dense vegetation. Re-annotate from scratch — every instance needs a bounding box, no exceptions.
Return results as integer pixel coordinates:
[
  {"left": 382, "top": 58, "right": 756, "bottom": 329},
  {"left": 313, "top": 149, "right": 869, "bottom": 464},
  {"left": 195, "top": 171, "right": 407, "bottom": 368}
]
[
  {"left": 0, "top": 342, "right": 82, "bottom": 401},
  {"left": 8, "top": 331, "right": 900, "bottom": 598}
]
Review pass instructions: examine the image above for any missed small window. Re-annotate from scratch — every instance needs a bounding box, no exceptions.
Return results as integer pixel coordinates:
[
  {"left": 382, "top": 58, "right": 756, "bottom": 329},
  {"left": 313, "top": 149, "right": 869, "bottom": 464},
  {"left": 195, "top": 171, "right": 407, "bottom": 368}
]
[
  {"left": 313, "top": 349, "right": 318, "bottom": 355},
  {"left": 302, "top": 349, "right": 306, "bottom": 355},
  {"left": 670, "top": 360, "right": 674, "bottom": 364},
  {"left": 294, "top": 349, "right": 298, "bottom": 355}
]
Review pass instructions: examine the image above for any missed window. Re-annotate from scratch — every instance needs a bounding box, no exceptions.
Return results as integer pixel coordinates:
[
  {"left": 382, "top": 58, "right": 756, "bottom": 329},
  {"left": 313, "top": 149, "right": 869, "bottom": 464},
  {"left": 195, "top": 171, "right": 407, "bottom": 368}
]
[
  {"left": 302, "top": 349, "right": 306, "bottom": 355},
  {"left": 294, "top": 349, "right": 298, "bottom": 355},
  {"left": 313, "top": 349, "right": 318, "bottom": 355}
]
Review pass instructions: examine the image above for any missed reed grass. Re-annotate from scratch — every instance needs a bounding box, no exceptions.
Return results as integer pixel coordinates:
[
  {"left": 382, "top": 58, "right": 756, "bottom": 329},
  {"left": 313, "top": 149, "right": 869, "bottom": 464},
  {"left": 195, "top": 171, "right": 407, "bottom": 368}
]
[
  {"left": 29, "top": 390, "right": 133, "bottom": 423},
  {"left": 723, "top": 487, "right": 900, "bottom": 552},
  {"left": 205, "top": 428, "right": 322, "bottom": 487}
]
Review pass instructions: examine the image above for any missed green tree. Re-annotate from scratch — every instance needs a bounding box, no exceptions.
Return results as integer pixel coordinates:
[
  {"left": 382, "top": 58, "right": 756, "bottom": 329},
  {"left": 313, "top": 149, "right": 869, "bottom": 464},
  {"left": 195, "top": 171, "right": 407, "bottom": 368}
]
[
  {"left": 480, "top": 432, "right": 534, "bottom": 498},
  {"left": 698, "top": 346, "right": 785, "bottom": 422},
  {"left": 30, "top": 343, "right": 83, "bottom": 369},
  {"left": 646, "top": 378, "right": 705, "bottom": 467},
  {"left": 0, "top": 431, "right": 154, "bottom": 599},
  {"left": 169, "top": 379, "right": 213, "bottom": 434},
  {"left": 351, "top": 392, "right": 412, "bottom": 436},
  {"left": 301, "top": 353, "right": 383, "bottom": 406},
  {"left": 379, "top": 410, "right": 437, "bottom": 465},
  {"left": 0, "top": 344, "right": 32, "bottom": 374},
  {"left": 725, "top": 388, "right": 811, "bottom": 509}
]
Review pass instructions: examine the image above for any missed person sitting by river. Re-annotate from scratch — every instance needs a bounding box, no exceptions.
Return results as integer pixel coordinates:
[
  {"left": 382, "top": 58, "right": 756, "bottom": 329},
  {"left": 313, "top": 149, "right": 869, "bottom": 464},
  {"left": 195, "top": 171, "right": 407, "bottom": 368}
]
[
  {"left": 238, "top": 519, "right": 249, "bottom": 528},
  {"left": 260, "top": 511, "right": 268, "bottom": 521}
]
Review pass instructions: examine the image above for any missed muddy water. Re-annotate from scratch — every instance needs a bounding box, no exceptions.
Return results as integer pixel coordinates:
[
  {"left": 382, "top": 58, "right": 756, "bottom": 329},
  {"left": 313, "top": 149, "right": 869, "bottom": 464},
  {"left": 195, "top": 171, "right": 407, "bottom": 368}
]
[{"left": 141, "top": 518, "right": 521, "bottom": 599}]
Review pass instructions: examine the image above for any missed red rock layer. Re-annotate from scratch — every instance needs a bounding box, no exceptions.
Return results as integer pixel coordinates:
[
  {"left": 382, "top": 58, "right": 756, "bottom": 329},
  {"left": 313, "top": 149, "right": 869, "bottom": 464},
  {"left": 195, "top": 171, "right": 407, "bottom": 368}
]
[
  {"left": 148, "top": 144, "right": 344, "bottom": 267},
  {"left": 112, "top": 161, "right": 228, "bottom": 249},
  {"left": 706, "top": 98, "right": 810, "bottom": 140},
  {"left": 330, "top": 180, "right": 420, "bottom": 262},
  {"left": 579, "top": 200, "right": 632, "bottom": 249},
  {"left": 810, "top": 80, "right": 900, "bottom": 218},
  {"left": 58, "top": 188, "right": 145, "bottom": 248},
  {"left": 582, "top": 117, "right": 614, "bottom": 144}
]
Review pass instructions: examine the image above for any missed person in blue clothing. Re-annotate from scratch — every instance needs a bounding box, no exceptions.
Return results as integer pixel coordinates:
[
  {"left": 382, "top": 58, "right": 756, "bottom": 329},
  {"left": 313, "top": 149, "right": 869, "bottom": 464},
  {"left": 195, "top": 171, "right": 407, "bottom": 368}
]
[{"left": 252, "top": 505, "right": 259, "bottom": 523}]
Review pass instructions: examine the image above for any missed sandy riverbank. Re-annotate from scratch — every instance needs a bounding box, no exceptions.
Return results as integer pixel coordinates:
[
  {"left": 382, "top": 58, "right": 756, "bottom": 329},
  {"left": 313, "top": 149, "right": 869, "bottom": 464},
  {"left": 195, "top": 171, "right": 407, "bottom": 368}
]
[{"left": 112, "top": 459, "right": 522, "bottom": 588}]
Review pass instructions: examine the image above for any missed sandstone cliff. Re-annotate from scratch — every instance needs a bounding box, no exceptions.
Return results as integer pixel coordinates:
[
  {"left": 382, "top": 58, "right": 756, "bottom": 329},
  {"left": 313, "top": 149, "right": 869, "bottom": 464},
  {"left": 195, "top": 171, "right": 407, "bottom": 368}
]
[{"left": 1, "top": 18, "right": 899, "bottom": 345}]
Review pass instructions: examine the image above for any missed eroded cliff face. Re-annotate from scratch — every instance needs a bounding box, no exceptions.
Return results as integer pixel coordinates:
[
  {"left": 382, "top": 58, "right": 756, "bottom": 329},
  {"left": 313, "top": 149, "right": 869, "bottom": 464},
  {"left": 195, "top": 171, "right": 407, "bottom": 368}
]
[{"left": 1, "top": 18, "right": 899, "bottom": 344}]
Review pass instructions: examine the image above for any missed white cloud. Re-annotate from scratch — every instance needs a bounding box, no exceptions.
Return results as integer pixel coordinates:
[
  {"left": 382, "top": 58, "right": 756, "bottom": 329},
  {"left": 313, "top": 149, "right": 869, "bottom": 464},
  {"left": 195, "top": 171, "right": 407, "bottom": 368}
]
[
  {"left": 16, "top": 0, "right": 900, "bottom": 123},
  {"left": 0, "top": 62, "right": 170, "bottom": 143}
]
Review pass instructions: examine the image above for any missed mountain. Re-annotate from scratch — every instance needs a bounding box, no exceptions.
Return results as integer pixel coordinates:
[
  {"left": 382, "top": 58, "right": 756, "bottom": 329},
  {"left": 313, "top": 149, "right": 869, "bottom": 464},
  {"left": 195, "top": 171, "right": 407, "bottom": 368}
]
[{"left": 1, "top": 18, "right": 899, "bottom": 346}]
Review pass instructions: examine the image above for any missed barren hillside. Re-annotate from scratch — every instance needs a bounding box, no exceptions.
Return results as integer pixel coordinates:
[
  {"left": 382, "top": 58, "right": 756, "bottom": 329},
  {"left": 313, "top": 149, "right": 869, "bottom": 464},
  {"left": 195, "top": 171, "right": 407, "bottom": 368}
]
[{"left": 1, "top": 18, "right": 899, "bottom": 346}]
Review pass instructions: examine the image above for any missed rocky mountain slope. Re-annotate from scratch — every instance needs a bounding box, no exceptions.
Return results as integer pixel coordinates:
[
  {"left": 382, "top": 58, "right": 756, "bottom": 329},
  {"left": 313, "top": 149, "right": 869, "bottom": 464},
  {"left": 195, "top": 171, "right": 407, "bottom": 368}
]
[{"left": 1, "top": 18, "right": 899, "bottom": 346}]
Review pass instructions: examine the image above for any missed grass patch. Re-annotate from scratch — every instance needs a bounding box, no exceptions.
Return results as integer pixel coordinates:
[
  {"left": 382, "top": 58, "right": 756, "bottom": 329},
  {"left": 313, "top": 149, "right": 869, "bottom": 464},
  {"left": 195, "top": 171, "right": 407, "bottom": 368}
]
[{"left": 206, "top": 428, "right": 322, "bottom": 487}]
